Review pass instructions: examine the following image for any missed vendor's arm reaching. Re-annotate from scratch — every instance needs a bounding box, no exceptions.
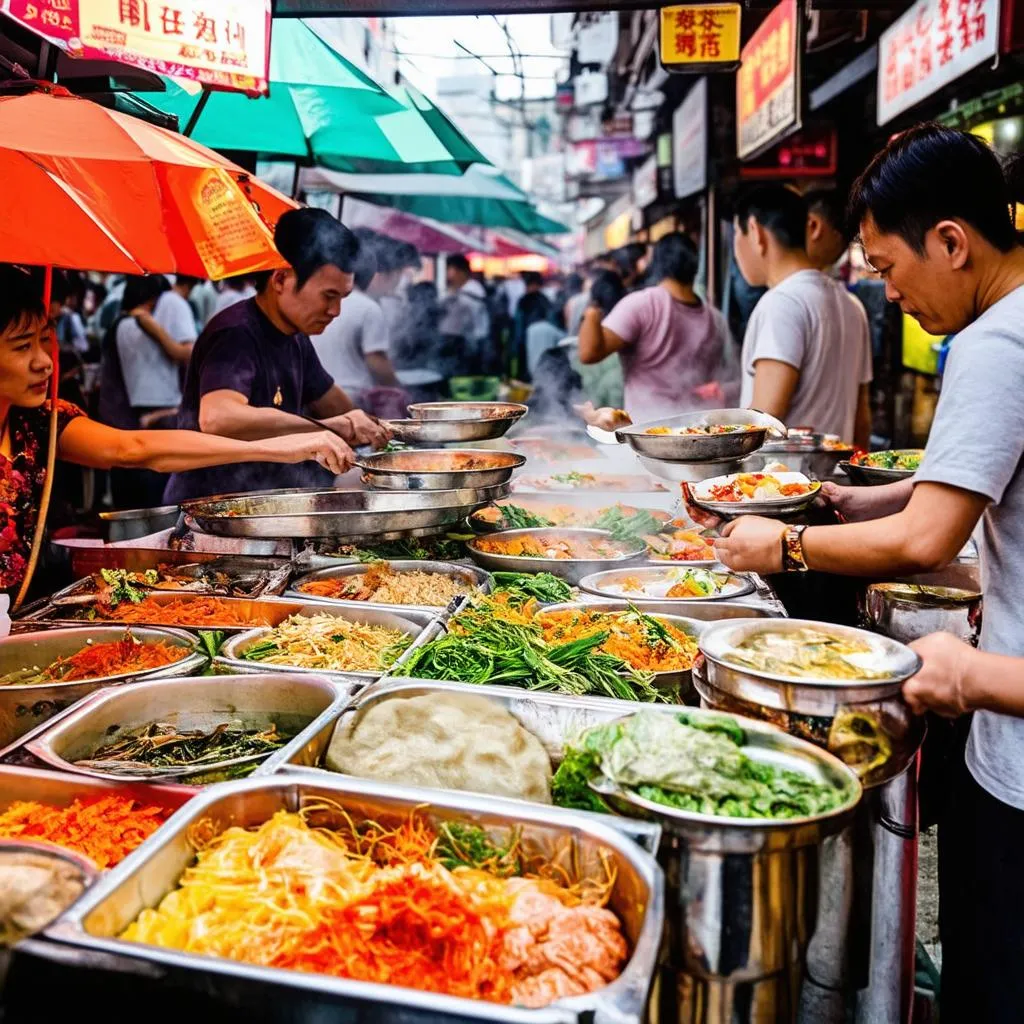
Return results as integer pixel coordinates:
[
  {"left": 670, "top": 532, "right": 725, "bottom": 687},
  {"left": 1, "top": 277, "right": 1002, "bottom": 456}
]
[
  {"left": 131, "top": 308, "right": 194, "bottom": 365},
  {"left": 577, "top": 305, "right": 624, "bottom": 364}
]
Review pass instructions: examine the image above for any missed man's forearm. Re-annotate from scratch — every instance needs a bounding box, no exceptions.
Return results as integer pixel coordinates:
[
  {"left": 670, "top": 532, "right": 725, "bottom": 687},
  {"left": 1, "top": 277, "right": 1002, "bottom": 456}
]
[
  {"left": 577, "top": 308, "right": 605, "bottom": 364},
  {"left": 200, "top": 401, "right": 324, "bottom": 441}
]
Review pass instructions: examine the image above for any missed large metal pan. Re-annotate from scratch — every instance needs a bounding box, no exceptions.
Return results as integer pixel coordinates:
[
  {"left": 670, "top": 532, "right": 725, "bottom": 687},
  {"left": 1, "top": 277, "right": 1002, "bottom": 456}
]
[
  {"left": 47, "top": 773, "right": 664, "bottom": 1024},
  {"left": 20, "top": 673, "right": 345, "bottom": 785},
  {"left": 614, "top": 409, "right": 786, "bottom": 464},
  {"left": 358, "top": 449, "right": 525, "bottom": 491},
  {"left": 0, "top": 626, "right": 206, "bottom": 750},
  {"left": 407, "top": 400, "right": 529, "bottom": 423},
  {"left": 385, "top": 415, "right": 523, "bottom": 444},
  {"left": 182, "top": 486, "right": 509, "bottom": 540},
  {"left": 467, "top": 527, "right": 646, "bottom": 585}
]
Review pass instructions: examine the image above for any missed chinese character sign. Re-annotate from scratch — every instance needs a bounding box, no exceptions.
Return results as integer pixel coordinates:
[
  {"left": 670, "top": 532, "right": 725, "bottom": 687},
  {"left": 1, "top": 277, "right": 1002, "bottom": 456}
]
[
  {"left": 876, "top": 0, "right": 999, "bottom": 125},
  {"left": 1, "top": 0, "right": 271, "bottom": 95},
  {"left": 736, "top": 0, "right": 799, "bottom": 160},
  {"left": 660, "top": 3, "right": 741, "bottom": 69}
]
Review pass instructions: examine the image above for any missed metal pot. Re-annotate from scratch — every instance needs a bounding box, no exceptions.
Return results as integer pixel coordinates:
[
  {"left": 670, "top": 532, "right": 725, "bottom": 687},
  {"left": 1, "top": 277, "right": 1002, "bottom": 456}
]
[
  {"left": 99, "top": 506, "right": 181, "bottom": 543},
  {"left": 860, "top": 581, "right": 982, "bottom": 646}
]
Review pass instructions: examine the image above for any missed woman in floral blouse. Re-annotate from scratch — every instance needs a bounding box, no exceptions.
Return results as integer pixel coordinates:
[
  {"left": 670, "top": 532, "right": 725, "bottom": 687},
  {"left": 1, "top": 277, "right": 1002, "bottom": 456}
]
[{"left": 0, "top": 265, "right": 356, "bottom": 593}]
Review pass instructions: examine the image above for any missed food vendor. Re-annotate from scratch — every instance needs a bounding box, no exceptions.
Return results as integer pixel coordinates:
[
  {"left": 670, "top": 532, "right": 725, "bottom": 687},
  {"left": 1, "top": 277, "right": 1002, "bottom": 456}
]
[
  {"left": 0, "top": 263, "right": 353, "bottom": 595},
  {"left": 714, "top": 123, "right": 1024, "bottom": 1020},
  {"left": 164, "top": 208, "right": 390, "bottom": 503}
]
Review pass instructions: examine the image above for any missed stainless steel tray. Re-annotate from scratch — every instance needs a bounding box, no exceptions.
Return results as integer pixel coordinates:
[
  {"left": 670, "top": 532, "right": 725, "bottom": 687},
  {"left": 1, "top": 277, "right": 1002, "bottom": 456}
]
[
  {"left": 357, "top": 448, "right": 525, "bottom": 491},
  {"left": 47, "top": 773, "right": 663, "bottom": 1024},
  {"left": 182, "top": 487, "right": 508, "bottom": 540},
  {"left": 614, "top": 409, "right": 785, "bottom": 463},
  {"left": 216, "top": 605, "right": 438, "bottom": 683},
  {"left": 20, "top": 673, "right": 346, "bottom": 785},
  {"left": 467, "top": 528, "right": 646, "bottom": 585},
  {"left": 0, "top": 626, "right": 207, "bottom": 751},
  {"left": 288, "top": 560, "right": 490, "bottom": 614},
  {"left": 578, "top": 566, "right": 756, "bottom": 604}
]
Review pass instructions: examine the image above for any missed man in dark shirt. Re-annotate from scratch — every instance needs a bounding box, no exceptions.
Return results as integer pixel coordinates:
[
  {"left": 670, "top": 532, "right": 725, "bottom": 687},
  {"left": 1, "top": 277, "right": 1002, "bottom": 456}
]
[{"left": 165, "top": 209, "right": 388, "bottom": 502}]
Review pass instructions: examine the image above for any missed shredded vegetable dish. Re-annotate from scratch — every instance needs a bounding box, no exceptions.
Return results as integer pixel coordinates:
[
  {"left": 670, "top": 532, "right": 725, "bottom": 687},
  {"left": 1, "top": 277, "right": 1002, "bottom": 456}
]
[
  {"left": 240, "top": 614, "right": 412, "bottom": 672},
  {"left": 89, "top": 596, "right": 274, "bottom": 628},
  {"left": 0, "top": 633, "right": 188, "bottom": 687},
  {"left": 121, "top": 808, "right": 628, "bottom": 1008},
  {"left": 705, "top": 473, "right": 817, "bottom": 503},
  {"left": 853, "top": 450, "right": 923, "bottom": 471},
  {"left": 722, "top": 626, "right": 892, "bottom": 681},
  {"left": 538, "top": 607, "right": 698, "bottom": 673},
  {"left": 298, "top": 563, "right": 475, "bottom": 606},
  {"left": 0, "top": 796, "right": 167, "bottom": 868},
  {"left": 474, "top": 533, "right": 636, "bottom": 561}
]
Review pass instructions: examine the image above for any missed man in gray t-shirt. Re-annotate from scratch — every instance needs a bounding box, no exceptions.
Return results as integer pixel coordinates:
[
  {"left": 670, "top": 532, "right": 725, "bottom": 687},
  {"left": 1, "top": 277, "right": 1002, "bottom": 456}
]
[{"left": 713, "top": 124, "right": 1024, "bottom": 1020}]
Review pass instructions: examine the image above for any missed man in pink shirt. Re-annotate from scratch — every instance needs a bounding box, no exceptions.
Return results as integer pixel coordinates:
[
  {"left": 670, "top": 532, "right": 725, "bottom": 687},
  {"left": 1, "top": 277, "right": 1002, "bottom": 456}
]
[{"left": 577, "top": 233, "right": 731, "bottom": 420}]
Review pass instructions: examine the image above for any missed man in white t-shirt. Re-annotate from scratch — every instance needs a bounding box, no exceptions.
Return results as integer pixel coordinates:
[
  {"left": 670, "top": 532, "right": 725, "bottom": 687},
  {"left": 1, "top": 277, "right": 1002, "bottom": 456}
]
[
  {"left": 734, "top": 185, "right": 872, "bottom": 447},
  {"left": 155, "top": 275, "right": 199, "bottom": 350},
  {"left": 311, "top": 238, "right": 399, "bottom": 403}
]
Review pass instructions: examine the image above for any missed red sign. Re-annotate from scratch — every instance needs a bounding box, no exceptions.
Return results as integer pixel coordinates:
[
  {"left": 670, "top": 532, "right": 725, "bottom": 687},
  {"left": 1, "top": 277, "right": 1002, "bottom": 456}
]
[
  {"left": 740, "top": 126, "right": 837, "bottom": 179},
  {"left": 1, "top": 0, "right": 271, "bottom": 95},
  {"left": 736, "top": 0, "right": 800, "bottom": 159}
]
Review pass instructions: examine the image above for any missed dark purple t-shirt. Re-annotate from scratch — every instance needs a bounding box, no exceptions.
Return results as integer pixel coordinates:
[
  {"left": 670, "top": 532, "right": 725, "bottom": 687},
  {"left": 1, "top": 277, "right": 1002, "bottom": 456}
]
[{"left": 164, "top": 298, "right": 335, "bottom": 503}]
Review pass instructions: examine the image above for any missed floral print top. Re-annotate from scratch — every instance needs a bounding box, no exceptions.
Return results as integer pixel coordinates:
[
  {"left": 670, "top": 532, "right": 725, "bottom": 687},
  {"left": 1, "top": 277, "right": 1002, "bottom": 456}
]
[{"left": 0, "top": 400, "right": 84, "bottom": 592}]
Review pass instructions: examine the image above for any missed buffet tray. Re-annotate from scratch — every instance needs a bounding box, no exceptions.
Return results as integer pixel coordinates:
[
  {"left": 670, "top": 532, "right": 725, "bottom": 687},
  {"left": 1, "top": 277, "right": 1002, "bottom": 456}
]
[
  {"left": 45, "top": 773, "right": 663, "bottom": 1024},
  {"left": 182, "top": 487, "right": 508, "bottom": 540},
  {"left": 9, "top": 673, "right": 346, "bottom": 786}
]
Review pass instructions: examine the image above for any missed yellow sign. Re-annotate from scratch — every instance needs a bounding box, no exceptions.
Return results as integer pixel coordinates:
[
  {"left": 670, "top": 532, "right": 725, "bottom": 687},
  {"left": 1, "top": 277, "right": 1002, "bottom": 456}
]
[
  {"left": 660, "top": 4, "right": 741, "bottom": 69},
  {"left": 902, "top": 313, "right": 942, "bottom": 375}
]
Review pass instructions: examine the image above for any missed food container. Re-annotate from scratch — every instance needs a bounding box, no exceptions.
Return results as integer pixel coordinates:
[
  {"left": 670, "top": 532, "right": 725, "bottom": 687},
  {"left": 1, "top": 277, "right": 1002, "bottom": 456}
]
[
  {"left": 578, "top": 566, "right": 756, "bottom": 603},
  {"left": 612, "top": 408, "right": 785, "bottom": 464},
  {"left": 538, "top": 602, "right": 704, "bottom": 695},
  {"left": 98, "top": 506, "right": 181, "bottom": 543},
  {"left": 18, "top": 674, "right": 345, "bottom": 786},
  {"left": 288, "top": 560, "right": 490, "bottom": 614},
  {"left": 696, "top": 618, "right": 923, "bottom": 786},
  {"left": 467, "top": 528, "right": 646, "bottom": 585},
  {"left": 689, "top": 471, "right": 822, "bottom": 517},
  {"left": 0, "top": 627, "right": 207, "bottom": 750},
  {"left": 46, "top": 773, "right": 664, "bottom": 1024},
  {"left": 407, "top": 400, "right": 529, "bottom": 423},
  {"left": 216, "top": 605, "right": 436, "bottom": 683},
  {"left": 386, "top": 408, "right": 526, "bottom": 444},
  {"left": 357, "top": 449, "right": 526, "bottom": 491},
  {"left": 861, "top": 581, "right": 983, "bottom": 646},
  {"left": 840, "top": 450, "right": 923, "bottom": 485},
  {"left": 755, "top": 436, "right": 854, "bottom": 480}
]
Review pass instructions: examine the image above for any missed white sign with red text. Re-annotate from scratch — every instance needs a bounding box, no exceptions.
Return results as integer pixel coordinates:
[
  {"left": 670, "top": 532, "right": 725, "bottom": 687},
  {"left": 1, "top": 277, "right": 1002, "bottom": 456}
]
[{"left": 877, "top": 0, "right": 999, "bottom": 125}]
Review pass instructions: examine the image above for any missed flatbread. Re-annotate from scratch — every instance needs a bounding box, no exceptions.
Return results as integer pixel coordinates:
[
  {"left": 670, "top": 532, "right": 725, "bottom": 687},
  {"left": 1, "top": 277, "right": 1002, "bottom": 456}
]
[{"left": 326, "top": 691, "right": 552, "bottom": 803}]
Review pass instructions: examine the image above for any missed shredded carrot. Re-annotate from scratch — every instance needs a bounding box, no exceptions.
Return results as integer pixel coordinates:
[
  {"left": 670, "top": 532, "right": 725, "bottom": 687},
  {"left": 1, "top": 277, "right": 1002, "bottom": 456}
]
[
  {"left": 0, "top": 795, "right": 167, "bottom": 869},
  {"left": 38, "top": 636, "right": 188, "bottom": 682},
  {"left": 94, "top": 596, "right": 272, "bottom": 627}
]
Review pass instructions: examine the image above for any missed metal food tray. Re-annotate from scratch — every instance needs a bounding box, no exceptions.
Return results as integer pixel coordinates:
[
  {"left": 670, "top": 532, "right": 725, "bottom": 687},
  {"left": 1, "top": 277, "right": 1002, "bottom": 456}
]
[
  {"left": 181, "top": 486, "right": 509, "bottom": 540},
  {"left": 14, "top": 673, "right": 347, "bottom": 786},
  {"left": 613, "top": 409, "right": 785, "bottom": 463},
  {"left": 358, "top": 448, "right": 526, "bottom": 492},
  {"left": 0, "top": 626, "right": 208, "bottom": 751},
  {"left": 215, "top": 604, "right": 439, "bottom": 683},
  {"left": 288, "top": 560, "right": 490, "bottom": 614},
  {"left": 578, "top": 566, "right": 756, "bottom": 604},
  {"left": 467, "top": 528, "right": 646, "bottom": 585},
  {"left": 46, "top": 773, "right": 663, "bottom": 1024}
]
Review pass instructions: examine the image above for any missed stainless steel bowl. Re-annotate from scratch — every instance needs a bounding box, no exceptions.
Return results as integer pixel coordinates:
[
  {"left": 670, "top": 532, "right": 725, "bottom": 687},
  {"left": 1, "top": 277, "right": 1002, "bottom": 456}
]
[
  {"left": 357, "top": 449, "right": 526, "bottom": 491},
  {"left": 756, "top": 441, "right": 854, "bottom": 480},
  {"left": 0, "top": 626, "right": 207, "bottom": 750},
  {"left": 578, "top": 566, "right": 756, "bottom": 604},
  {"left": 48, "top": 773, "right": 664, "bottom": 1024},
  {"left": 841, "top": 450, "right": 923, "bottom": 485},
  {"left": 861, "top": 581, "right": 982, "bottom": 646},
  {"left": 467, "top": 528, "right": 646, "bottom": 585},
  {"left": 615, "top": 409, "right": 785, "bottom": 464},
  {"left": 21, "top": 673, "right": 346, "bottom": 785},
  {"left": 99, "top": 505, "right": 180, "bottom": 543},
  {"left": 386, "top": 416, "right": 523, "bottom": 444},
  {"left": 288, "top": 560, "right": 490, "bottom": 614},
  {"left": 407, "top": 400, "right": 529, "bottom": 422},
  {"left": 216, "top": 604, "right": 435, "bottom": 683},
  {"left": 182, "top": 486, "right": 508, "bottom": 539}
]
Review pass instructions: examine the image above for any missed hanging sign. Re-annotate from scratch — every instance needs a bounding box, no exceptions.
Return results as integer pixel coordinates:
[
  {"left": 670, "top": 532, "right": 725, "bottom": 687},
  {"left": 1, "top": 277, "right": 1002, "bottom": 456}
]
[
  {"left": 672, "top": 76, "right": 708, "bottom": 198},
  {"left": 877, "top": 0, "right": 1000, "bottom": 125},
  {"left": 660, "top": 3, "right": 741, "bottom": 72},
  {"left": 736, "top": 0, "right": 801, "bottom": 160},
  {"left": 1, "top": 0, "right": 271, "bottom": 95}
]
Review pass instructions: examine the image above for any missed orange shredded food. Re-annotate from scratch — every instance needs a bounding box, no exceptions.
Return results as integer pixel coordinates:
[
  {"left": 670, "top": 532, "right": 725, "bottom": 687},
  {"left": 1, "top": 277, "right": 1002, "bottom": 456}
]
[
  {"left": 121, "top": 809, "right": 628, "bottom": 1008},
  {"left": 48, "top": 636, "right": 188, "bottom": 681},
  {"left": 0, "top": 795, "right": 167, "bottom": 869},
  {"left": 93, "top": 596, "right": 273, "bottom": 628}
]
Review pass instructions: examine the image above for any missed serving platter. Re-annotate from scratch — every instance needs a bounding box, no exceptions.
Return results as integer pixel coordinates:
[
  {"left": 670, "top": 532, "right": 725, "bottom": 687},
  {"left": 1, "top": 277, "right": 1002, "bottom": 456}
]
[
  {"left": 357, "top": 449, "right": 525, "bottom": 491},
  {"left": 689, "top": 471, "right": 822, "bottom": 517},
  {"left": 578, "top": 566, "right": 755, "bottom": 604}
]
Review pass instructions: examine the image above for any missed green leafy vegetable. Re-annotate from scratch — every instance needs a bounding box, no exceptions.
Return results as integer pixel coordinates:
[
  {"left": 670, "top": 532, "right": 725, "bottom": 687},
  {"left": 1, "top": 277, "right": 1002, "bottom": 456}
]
[
  {"left": 497, "top": 504, "right": 554, "bottom": 529},
  {"left": 381, "top": 439, "right": 412, "bottom": 453},
  {"left": 592, "top": 506, "right": 663, "bottom": 542},
  {"left": 241, "top": 640, "right": 280, "bottom": 662},
  {"left": 197, "top": 630, "right": 226, "bottom": 660},
  {"left": 490, "top": 571, "right": 572, "bottom": 604},
  {"left": 100, "top": 569, "right": 157, "bottom": 607},
  {"left": 354, "top": 537, "right": 465, "bottom": 562},
  {"left": 433, "top": 822, "right": 522, "bottom": 877}
]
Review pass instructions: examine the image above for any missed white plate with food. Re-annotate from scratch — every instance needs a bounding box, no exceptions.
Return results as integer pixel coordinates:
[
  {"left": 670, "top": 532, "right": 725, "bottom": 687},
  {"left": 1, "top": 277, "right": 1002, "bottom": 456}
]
[
  {"left": 690, "top": 471, "right": 821, "bottom": 516},
  {"left": 578, "top": 566, "right": 755, "bottom": 603}
]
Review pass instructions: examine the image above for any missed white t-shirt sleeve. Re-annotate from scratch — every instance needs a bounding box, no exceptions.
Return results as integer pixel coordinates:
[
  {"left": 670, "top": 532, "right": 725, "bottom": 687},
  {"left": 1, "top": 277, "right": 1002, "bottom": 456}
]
[
  {"left": 745, "top": 291, "right": 808, "bottom": 371},
  {"left": 360, "top": 302, "right": 390, "bottom": 356},
  {"left": 846, "top": 292, "right": 873, "bottom": 385},
  {"left": 156, "top": 293, "right": 198, "bottom": 343}
]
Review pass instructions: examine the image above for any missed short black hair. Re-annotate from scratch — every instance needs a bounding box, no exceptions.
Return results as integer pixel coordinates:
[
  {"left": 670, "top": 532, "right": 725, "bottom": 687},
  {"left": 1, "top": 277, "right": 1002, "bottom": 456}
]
[
  {"left": 650, "top": 232, "right": 699, "bottom": 286},
  {"left": 848, "top": 122, "right": 1017, "bottom": 254},
  {"left": 611, "top": 243, "right": 646, "bottom": 277},
  {"left": 352, "top": 241, "right": 378, "bottom": 292},
  {"left": 447, "top": 253, "right": 471, "bottom": 276},
  {"left": 395, "top": 241, "right": 421, "bottom": 270},
  {"left": 274, "top": 207, "right": 361, "bottom": 289},
  {"left": 122, "top": 274, "right": 167, "bottom": 311},
  {"left": 174, "top": 274, "right": 203, "bottom": 289},
  {"left": 805, "top": 188, "right": 852, "bottom": 242},
  {"left": 0, "top": 264, "right": 46, "bottom": 335},
  {"left": 590, "top": 270, "right": 626, "bottom": 316},
  {"left": 734, "top": 185, "right": 807, "bottom": 250},
  {"left": 522, "top": 270, "right": 543, "bottom": 288}
]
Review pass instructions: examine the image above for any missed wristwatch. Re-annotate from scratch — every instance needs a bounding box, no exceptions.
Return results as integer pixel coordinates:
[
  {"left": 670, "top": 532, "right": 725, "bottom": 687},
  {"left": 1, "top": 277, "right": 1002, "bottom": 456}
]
[{"left": 781, "top": 524, "right": 810, "bottom": 572}]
